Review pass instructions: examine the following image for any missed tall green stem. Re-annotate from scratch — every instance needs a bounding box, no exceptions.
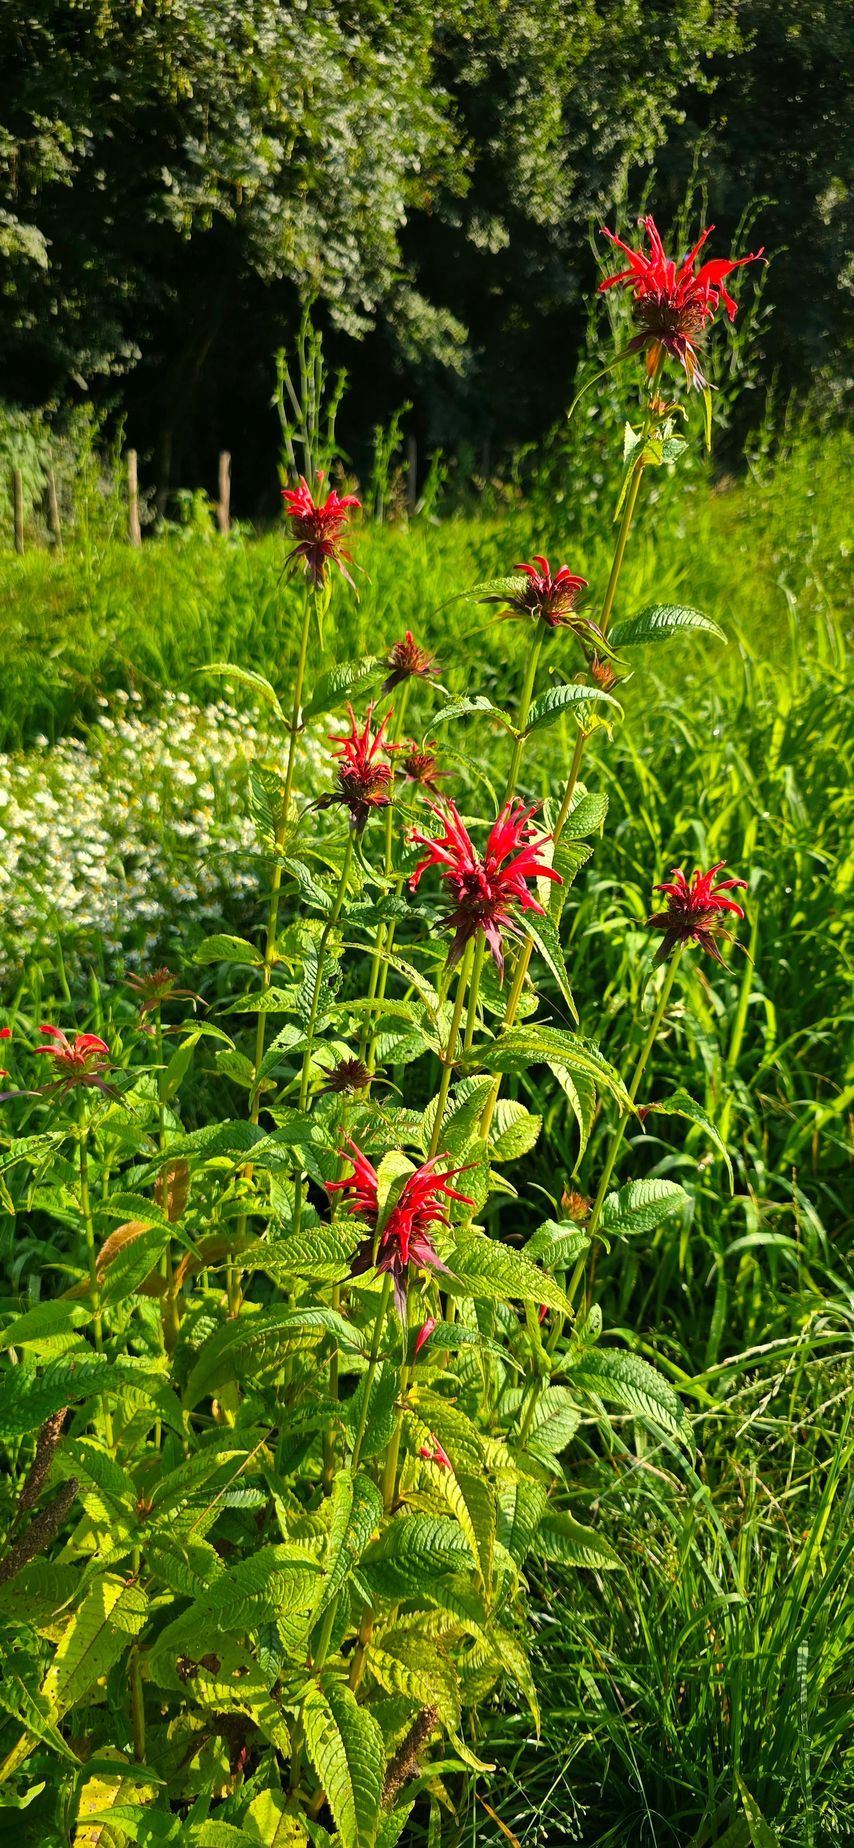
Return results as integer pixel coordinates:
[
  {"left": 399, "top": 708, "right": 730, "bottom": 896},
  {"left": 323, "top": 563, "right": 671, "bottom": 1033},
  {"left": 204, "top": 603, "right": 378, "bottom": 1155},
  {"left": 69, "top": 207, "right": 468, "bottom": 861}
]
[
  {"left": 428, "top": 940, "right": 474, "bottom": 1161},
  {"left": 291, "top": 832, "right": 354, "bottom": 1238},
  {"left": 79, "top": 1113, "right": 114, "bottom": 1450},
  {"left": 350, "top": 1273, "right": 393, "bottom": 1473},
  {"left": 250, "top": 585, "right": 314, "bottom": 1117},
  {"left": 586, "top": 945, "right": 683, "bottom": 1244}
]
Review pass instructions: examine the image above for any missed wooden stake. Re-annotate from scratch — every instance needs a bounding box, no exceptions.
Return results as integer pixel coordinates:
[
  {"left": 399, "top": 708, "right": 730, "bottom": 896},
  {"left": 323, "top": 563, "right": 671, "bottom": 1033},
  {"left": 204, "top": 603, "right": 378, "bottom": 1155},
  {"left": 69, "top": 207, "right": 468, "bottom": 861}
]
[
  {"left": 217, "top": 450, "right": 231, "bottom": 535},
  {"left": 46, "top": 469, "right": 63, "bottom": 553},
  {"left": 127, "top": 450, "right": 142, "bottom": 547},
  {"left": 12, "top": 469, "right": 24, "bottom": 555}
]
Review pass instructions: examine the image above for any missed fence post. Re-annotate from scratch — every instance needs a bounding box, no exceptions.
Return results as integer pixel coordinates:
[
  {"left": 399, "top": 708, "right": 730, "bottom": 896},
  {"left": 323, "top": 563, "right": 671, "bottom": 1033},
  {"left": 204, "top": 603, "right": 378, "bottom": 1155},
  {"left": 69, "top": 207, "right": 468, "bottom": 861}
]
[
  {"left": 217, "top": 450, "right": 231, "bottom": 535},
  {"left": 46, "top": 469, "right": 63, "bottom": 553},
  {"left": 12, "top": 469, "right": 24, "bottom": 555},
  {"left": 127, "top": 450, "right": 142, "bottom": 547}
]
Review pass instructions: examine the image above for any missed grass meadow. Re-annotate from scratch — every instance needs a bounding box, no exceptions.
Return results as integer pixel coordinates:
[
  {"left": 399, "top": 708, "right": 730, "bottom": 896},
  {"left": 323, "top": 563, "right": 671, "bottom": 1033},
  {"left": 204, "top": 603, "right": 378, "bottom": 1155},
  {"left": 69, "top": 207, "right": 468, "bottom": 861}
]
[{"left": 0, "top": 423, "right": 851, "bottom": 1845}]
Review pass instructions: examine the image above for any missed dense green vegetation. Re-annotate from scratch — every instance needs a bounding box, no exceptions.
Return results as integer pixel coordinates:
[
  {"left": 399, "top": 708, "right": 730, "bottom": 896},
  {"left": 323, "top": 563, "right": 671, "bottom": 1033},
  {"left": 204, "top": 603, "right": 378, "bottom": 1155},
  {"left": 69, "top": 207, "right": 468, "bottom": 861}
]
[
  {"left": 0, "top": 423, "right": 850, "bottom": 1841},
  {"left": 2, "top": 1, "right": 851, "bottom": 497}
]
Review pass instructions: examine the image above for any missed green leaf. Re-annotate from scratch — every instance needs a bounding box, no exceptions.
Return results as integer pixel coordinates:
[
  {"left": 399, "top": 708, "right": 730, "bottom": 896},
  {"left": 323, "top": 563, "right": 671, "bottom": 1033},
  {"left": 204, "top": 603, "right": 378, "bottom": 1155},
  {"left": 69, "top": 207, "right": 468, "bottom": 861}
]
[
  {"left": 448, "top": 1234, "right": 571, "bottom": 1314},
  {"left": 524, "top": 1386, "right": 581, "bottom": 1458},
  {"left": 202, "top": 663, "right": 287, "bottom": 722},
  {"left": 301, "top": 1680, "right": 385, "bottom": 1848},
  {"left": 2, "top": 1300, "right": 92, "bottom": 1352},
  {"left": 369, "top": 1635, "right": 460, "bottom": 1732},
  {"left": 736, "top": 1778, "right": 782, "bottom": 1848},
  {"left": 303, "top": 656, "right": 385, "bottom": 719},
  {"left": 495, "top": 1478, "right": 548, "bottom": 1565},
  {"left": 258, "top": 1225, "right": 362, "bottom": 1284},
  {"left": 559, "top": 791, "right": 609, "bottom": 839},
  {"left": 569, "top": 1348, "right": 692, "bottom": 1446},
  {"left": 518, "top": 907, "right": 577, "bottom": 1019},
  {"left": 547, "top": 1062, "right": 597, "bottom": 1162},
  {"left": 363, "top": 1513, "right": 472, "bottom": 1602},
  {"left": 318, "top": 1471, "right": 383, "bottom": 1615},
  {"left": 431, "top": 695, "right": 513, "bottom": 730},
  {"left": 465, "top": 573, "right": 529, "bottom": 602},
  {"left": 346, "top": 1359, "right": 400, "bottom": 1462},
  {"left": 533, "top": 1510, "right": 621, "bottom": 1570},
  {"left": 491, "top": 1100, "right": 542, "bottom": 1161},
  {"left": 526, "top": 682, "right": 620, "bottom": 733},
  {"left": 649, "top": 1088, "right": 734, "bottom": 1189},
  {"left": 481, "top": 1025, "right": 630, "bottom": 1111},
  {"left": 242, "top": 1791, "right": 308, "bottom": 1846},
  {"left": 184, "top": 1307, "right": 353, "bottom": 1406},
  {"left": 196, "top": 934, "right": 262, "bottom": 968},
  {"left": 43, "top": 1576, "right": 148, "bottom": 1716},
  {"left": 608, "top": 604, "right": 725, "bottom": 649},
  {"left": 524, "top": 1221, "right": 589, "bottom": 1272},
  {"left": 600, "top": 1178, "right": 689, "bottom": 1239}
]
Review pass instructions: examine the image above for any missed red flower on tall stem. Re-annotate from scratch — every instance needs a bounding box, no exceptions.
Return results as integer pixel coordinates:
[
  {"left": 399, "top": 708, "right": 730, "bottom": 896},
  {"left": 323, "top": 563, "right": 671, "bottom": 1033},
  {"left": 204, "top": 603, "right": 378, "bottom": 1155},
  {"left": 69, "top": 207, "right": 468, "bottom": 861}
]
[
  {"left": 646, "top": 862, "right": 747, "bottom": 966},
  {"left": 409, "top": 799, "right": 561, "bottom": 975},
  {"left": 599, "top": 216, "right": 764, "bottom": 389},
  {"left": 319, "top": 703, "right": 397, "bottom": 831},
  {"left": 328, "top": 1137, "right": 474, "bottom": 1315},
  {"left": 399, "top": 741, "right": 450, "bottom": 798},
  {"left": 382, "top": 631, "right": 436, "bottom": 695},
  {"left": 282, "top": 473, "right": 360, "bottom": 587},
  {"left": 480, "top": 557, "right": 589, "bottom": 630},
  {"left": 33, "top": 1026, "right": 117, "bottom": 1097}
]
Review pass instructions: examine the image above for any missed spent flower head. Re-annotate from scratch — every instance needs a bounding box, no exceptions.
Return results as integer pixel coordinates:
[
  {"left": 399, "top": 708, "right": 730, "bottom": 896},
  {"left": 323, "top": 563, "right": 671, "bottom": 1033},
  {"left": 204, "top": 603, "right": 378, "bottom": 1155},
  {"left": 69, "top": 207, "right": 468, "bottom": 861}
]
[
  {"left": 282, "top": 473, "right": 360, "bottom": 588},
  {"left": 646, "top": 862, "right": 747, "bottom": 966},
  {"left": 383, "top": 631, "right": 436, "bottom": 695},
  {"left": 126, "top": 966, "right": 201, "bottom": 1019},
  {"left": 317, "top": 1056, "right": 373, "bottom": 1096},
  {"left": 600, "top": 215, "right": 764, "bottom": 389},
  {"left": 319, "top": 703, "right": 397, "bottom": 831},
  {"left": 328, "top": 1137, "right": 474, "bottom": 1315},
  {"left": 409, "top": 799, "right": 561, "bottom": 976},
  {"left": 399, "top": 741, "right": 449, "bottom": 798}
]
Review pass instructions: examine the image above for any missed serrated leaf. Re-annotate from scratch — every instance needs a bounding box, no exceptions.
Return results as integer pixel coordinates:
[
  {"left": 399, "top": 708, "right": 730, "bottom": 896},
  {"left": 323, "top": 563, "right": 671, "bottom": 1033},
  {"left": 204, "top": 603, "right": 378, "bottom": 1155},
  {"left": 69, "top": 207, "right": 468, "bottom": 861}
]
[
  {"left": 43, "top": 1576, "right": 148, "bottom": 1716},
  {"left": 243, "top": 1790, "right": 308, "bottom": 1846},
  {"left": 203, "top": 662, "right": 287, "bottom": 721},
  {"left": 518, "top": 908, "right": 577, "bottom": 1019},
  {"left": 525, "top": 1386, "right": 581, "bottom": 1458},
  {"left": 301, "top": 1680, "right": 384, "bottom": 1848},
  {"left": 431, "top": 695, "right": 512, "bottom": 730},
  {"left": 184, "top": 1307, "right": 351, "bottom": 1406},
  {"left": 481, "top": 1025, "right": 629, "bottom": 1110},
  {"left": 318, "top": 1471, "right": 383, "bottom": 1615},
  {"left": 600, "top": 1177, "right": 689, "bottom": 1239},
  {"left": 448, "top": 1235, "right": 571, "bottom": 1314},
  {"left": 569, "top": 1348, "right": 692, "bottom": 1446},
  {"left": 650, "top": 1088, "right": 734, "bottom": 1189},
  {"left": 547, "top": 1062, "right": 597, "bottom": 1162},
  {"left": 490, "top": 1100, "right": 541, "bottom": 1162},
  {"left": 526, "top": 683, "right": 620, "bottom": 734},
  {"left": 370, "top": 1633, "right": 461, "bottom": 1732},
  {"left": 466, "top": 573, "right": 530, "bottom": 602},
  {"left": 196, "top": 934, "right": 263, "bottom": 968},
  {"left": 303, "top": 656, "right": 385, "bottom": 720},
  {"left": 533, "top": 1511, "right": 621, "bottom": 1570},
  {"left": 524, "top": 1221, "right": 589, "bottom": 1272},
  {"left": 608, "top": 604, "right": 725, "bottom": 649},
  {"left": 559, "top": 791, "right": 609, "bottom": 839}
]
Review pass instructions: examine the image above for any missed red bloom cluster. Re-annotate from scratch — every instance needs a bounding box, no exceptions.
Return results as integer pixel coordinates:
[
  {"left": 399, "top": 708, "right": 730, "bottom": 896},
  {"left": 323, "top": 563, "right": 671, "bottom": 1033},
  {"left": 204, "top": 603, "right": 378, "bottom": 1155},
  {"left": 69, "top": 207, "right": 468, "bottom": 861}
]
[
  {"left": 33, "top": 1025, "right": 114, "bottom": 1096},
  {"left": 320, "top": 703, "right": 397, "bottom": 831},
  {"left": 328, "top": 1137, "right": 473, "bottom": 1314},
  {"left": 383, "top": 630, "right": 436, "bottom": 695},
  {"left": 647, "top": 862, "right": 747, "bottom": 966},
  {"left": 410, "top": 799, "right": 561, "bottom": 975},
  {"left": 482, "top": 556, "right": 589, "bottom": 630},
  {"left": 600, "top": 216, "right": 764, "bottom": 389},
  {"left": 282, "top": 474, "right": 360, "bottom": 587}
]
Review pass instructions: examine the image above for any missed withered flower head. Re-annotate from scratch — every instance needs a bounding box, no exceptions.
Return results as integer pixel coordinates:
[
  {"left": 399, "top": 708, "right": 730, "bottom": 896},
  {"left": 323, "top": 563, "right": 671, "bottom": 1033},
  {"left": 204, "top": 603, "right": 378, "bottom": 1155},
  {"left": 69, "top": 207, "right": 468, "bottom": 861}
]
[{"left": 382, "top": 630, "right": 436, "bottom": 695}]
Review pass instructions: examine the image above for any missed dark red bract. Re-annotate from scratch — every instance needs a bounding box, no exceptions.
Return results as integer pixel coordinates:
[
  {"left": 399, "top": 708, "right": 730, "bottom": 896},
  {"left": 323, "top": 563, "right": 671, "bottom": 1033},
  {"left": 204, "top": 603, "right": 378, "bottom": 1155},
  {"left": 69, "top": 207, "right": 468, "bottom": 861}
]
[
  {"left": 319, "top": 703, "right": 397, "bottom": 831},
  {"left": 481, "top": 556, "right": 589, "bottom": 630},
  {"left": 282, "top": 473, "right": 360, "bottom": 587},
  {"left": 409, "top": 799, "right": 561, "bottom": 975},
  {"left": 600, "top": 216, "right": 764, "bottom": 389},
  {"left": 328, "top": 1137, "right": 474, "bottom": 1315},
  {"left": 646, "top": 862, "right": 747, "bottom": 965},
  {"left": 382, "top": 630, "right": 436, "bottom": 695}
]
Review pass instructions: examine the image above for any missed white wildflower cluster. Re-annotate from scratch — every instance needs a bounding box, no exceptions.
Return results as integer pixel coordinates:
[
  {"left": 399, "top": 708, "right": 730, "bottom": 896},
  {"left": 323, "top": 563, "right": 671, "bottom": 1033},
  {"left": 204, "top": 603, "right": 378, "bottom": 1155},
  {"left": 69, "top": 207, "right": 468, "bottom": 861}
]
[{"left": 0, "top": 690, "right": 326, "bottom": 978}]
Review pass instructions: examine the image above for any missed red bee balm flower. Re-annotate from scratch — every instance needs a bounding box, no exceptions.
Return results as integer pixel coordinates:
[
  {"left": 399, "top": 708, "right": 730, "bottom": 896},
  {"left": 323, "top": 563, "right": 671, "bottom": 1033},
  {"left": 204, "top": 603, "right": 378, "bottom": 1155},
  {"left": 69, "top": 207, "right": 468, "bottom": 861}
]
[
  {"left": 281, "top": 473, "right": 360, "bottom": 587},
  {"left": 382, "top": 630, "right": 436, "bottom": 694},
  {"left": 481, "top": 556, "right": 589, "bottom": 630},
  {"left": 600, "top": 216, "right": 764, "bottom": 389},
  {"left": 33, "top": 1026, "right": 115, "bottom": 1095},
  {"left": 646, "top": 862, "right": 747, "bottom": 966},
  {"left": 400, "top": 741, "right": 449, "bottom": 798},
  {"left": 328, "top": 1137, "right": 474, "bottom": 1315},
  {"left": 319, "top": 703, "right": 397, "bottom": 831},
  {"left": 409, "top": 799, "right": 561, "bottom": 975}
]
